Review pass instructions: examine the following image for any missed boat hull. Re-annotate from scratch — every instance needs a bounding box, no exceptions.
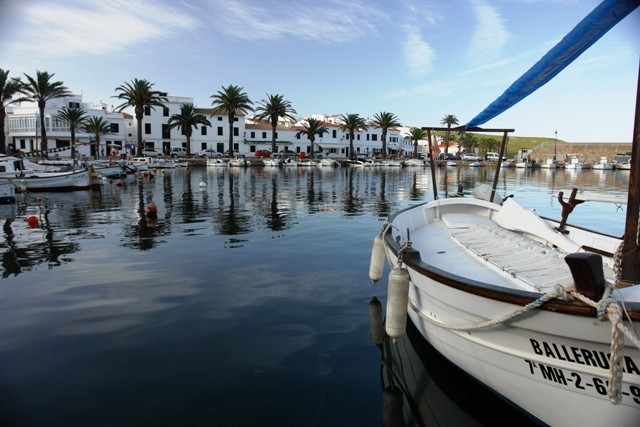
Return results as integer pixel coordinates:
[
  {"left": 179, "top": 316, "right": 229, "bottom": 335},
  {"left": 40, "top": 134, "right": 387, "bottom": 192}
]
[
  {"left": 382, "top": 197, "right": 640, "bottom": 427},
  {"left": 6, "top": 169, "right": 92, "bottom": 192}
]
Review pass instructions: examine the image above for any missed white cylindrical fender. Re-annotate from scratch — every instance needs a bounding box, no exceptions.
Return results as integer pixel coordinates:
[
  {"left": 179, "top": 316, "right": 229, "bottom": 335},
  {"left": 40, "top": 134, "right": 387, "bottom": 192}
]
[
  {"left": 385, "top": 267, "right": 410, "bottom": 338},
  {"left": 368, "top": 296, "right": 384, "bottom": 346},
  {"left": 369, "top": 234, "right": 386, "bottom": 283}
]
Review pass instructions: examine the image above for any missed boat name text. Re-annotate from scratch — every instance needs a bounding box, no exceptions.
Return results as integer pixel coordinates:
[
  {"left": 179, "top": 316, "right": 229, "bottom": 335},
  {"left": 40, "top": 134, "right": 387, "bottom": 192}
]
[{"left": 530, "top": 338, "right": 639, "bottom": 376}]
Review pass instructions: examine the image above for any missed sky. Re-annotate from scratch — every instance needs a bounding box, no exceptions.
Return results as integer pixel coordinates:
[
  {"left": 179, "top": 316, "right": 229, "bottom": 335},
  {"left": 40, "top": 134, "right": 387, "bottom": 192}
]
[{"left": 1, "top": 0, "right": 638, "bottom": 143}]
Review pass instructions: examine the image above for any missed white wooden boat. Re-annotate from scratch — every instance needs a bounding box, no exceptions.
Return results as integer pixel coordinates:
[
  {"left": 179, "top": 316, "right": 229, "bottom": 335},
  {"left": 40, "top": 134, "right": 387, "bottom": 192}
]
[
  {"left": 262, "top": 158, "right": 282, "bottom": 167},
  {"left": 468, "top": 161, "right": 483, "bottom": 167},
  {"left": 540, "top": 158, "right": 558, "bottom": 169},
  {"left": 298, "top": 160, "right": 320, "bottom": 167},
  {"left": 617, "top": 161, "right": 632, "bottom": 170},
  {"left": 320, "top": 158, "right": 339, "bottom": 167},
  {"left": 593, "top": 156, "right": 614, "bottom": 170},
  {"left": 565, "top": 157, "right": 585, "bottom": 170},
  {"left": 515, "top": 160, "right": 533, "bottom": 168},
  {"left": 374, "top": 193, "right": 640, "bottom": 427},
  {"left": 10, "top": 169, "right": 92, "bottom": 192},
  {"left": 0, "top": 155, "right": 92, "bottom": 192},
  {"left": 405, "top": 158, "right": 426, "bottom": 167},
  {"left": 370, "top": 3, "right": 640, "bottom": 425},
  {"left": 206, "top": 158, "right": 228, "bottom": 167}
]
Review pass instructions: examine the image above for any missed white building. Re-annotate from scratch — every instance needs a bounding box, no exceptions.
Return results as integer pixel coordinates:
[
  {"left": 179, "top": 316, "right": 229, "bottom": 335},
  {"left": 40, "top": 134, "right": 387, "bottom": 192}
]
[
  {"left": 6, "top": 93, "right": 411, "bottom": 159},
  {"left": 6, "top": 94, "right": 133, "bottom": 158}
]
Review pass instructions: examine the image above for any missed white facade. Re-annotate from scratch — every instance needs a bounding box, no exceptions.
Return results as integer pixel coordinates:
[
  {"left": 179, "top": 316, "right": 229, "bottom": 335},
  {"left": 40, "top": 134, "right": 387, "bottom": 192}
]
[
  {"left": 6, "top": 94, "right": 411, "bottom": 159},
  {"left": 6, "top": 95, "right": 131, "bottom": 158}
]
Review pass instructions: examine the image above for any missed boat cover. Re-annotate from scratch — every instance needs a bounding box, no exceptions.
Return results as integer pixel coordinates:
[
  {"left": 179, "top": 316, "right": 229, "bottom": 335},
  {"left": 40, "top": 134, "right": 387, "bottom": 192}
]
[{"left": 465, "top": 0, "right": 639, "bottom": 129}]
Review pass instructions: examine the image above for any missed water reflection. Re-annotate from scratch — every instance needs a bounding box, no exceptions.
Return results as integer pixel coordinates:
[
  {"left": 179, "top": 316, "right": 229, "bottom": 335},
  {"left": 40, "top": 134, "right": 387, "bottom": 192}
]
[{"left": 0, "top": 165, "right": 629, "bottom": 278}]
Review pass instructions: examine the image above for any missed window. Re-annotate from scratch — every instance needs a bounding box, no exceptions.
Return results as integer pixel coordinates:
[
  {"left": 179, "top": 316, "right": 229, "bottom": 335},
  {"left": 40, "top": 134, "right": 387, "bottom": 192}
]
[
  {"left": 144, "top": 106, "right": 151, "bottom": 116},
  {"left": 356, "top": 134, "right": 360, "bottom": 141},
  {"left": 217, "top": 117, "right": 223, "bottom": 121},
  {"left": 163, "top": 107, "right": 169, "bottom": 117},
  {"left": 233, "top": 117, "right": 238, "bottom": 122},
  {"left": 110, "top": 123, "right": 119, "bottom": 133},
  {"left": 262, "top": 132, "right": 267, "bottom": 139},
  {"left": 233, "top": 127, "right": 239, "bottom": 136},
  {"left": 145, "top": 123, "right": 151, "bottom": 134},
  {"left": 366, "top": 134, "right": 370, "bottom": 141},
  {"left": 332, "top": 130, "right": 337, "bottom": 138},
  {"left": 372, "top": 134, "right": 378, "bottom": 141},
  {"left": 217, "top": 127, "right": 223, "bottom": 136},
  {"left": 201, "top": 126, "right": 207, "bottom": 135},
  {"left": 68, "top": 101, "right": 80, "bottom": 108},
  {"left": 250, "top": 131, "right": 255, "bottom": 138},
  {"left": 162, "top": 124, "right": 171, "bottom": 139}
]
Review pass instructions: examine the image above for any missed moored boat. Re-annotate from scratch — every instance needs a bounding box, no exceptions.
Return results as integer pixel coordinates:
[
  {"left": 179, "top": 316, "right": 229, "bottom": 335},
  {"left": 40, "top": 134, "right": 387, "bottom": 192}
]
[{"left": 370, "top": 2, "right": 640, "bottom": 425}]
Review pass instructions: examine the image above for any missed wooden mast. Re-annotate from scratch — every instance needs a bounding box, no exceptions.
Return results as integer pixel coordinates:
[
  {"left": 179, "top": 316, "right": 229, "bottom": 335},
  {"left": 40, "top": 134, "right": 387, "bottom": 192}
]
[{"left": 620, "top": 60, "right": 640, "bottom": 283}]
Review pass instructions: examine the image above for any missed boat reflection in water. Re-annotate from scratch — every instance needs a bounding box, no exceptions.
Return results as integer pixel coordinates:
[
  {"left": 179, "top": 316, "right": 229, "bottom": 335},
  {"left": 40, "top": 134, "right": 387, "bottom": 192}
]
[{"left": 370, "top": 297, "right": 541, "bottom": 426}]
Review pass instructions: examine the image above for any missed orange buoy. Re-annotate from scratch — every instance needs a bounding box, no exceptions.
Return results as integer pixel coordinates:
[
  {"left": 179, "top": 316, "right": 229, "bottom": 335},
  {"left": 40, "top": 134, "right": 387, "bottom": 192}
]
[
  {"left": 27, "top": 215, "right": 39, "bottom": 228},
  {"left": 145, "top": 201, "right": 158, "bottom": 218}
]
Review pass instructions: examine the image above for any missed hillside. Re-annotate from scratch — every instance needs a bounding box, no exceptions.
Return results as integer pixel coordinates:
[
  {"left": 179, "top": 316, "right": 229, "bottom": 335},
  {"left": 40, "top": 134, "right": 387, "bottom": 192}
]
[{"left": 473, "top": 134, "right": 632, "bottom": 163}]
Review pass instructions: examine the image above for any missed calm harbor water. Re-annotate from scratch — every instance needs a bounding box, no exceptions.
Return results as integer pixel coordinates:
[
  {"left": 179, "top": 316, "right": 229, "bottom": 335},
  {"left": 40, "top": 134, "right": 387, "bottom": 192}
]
[{"left": 0, "top": 164, "right": 631, "bottom": 426}]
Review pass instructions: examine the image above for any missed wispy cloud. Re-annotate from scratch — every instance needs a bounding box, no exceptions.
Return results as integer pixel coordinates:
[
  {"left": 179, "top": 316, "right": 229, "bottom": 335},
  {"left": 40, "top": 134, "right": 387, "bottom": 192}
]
[
  {"left": 6, "top": 0, "right": 196, "bottom": 58},
  {"left": 400, "top": 0, "right": 440, "bottom": 78},
  {"left": 208, "top": 0, "right": 386, "bottom": 43},
  {"left": 402, "top": 24, "right": 436, "bottom": 77},
  {"left": 467, "top": 0, "right": 509, "bottom": 63}
]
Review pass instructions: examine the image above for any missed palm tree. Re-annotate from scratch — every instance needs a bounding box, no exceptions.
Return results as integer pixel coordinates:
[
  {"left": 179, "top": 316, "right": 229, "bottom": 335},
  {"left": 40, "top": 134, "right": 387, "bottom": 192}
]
[
  {"left": 210, "top": 85, "right": 253, "bottom": 157},
  {"left": 440, "top": 114, "right": 459, "bottom": 157},
  {"left": 371, "top": 111, "right": 401, "bottom": 159},
  {"left": 20, "top": 70, "right": 71, "bottom": 155},
  {"left": 0, "top": 69, "right": 24, "bottom": 154},
  {"left": 167, "top": 103, "right": 212, "bottom": 157},
  {"left": 81, "top": 116, "right": 112, "bottom": 159},
  {"left": 404, "top": 127, "right": 428, "bottom": 159},
  {"left": 339, "top": 113, "right": 367, "bottom": 160},
  {"left": 113, "top": 78, "right": 167, "bottom": 155},
  {"left": 254, "top": 94, "right": 297, "bottom": 155},
  {"left": 296, "top": 118, "right": 329, "bottom": 159},
  {"left": 55, "top": 106, "right": 88, "bottom": 162}
]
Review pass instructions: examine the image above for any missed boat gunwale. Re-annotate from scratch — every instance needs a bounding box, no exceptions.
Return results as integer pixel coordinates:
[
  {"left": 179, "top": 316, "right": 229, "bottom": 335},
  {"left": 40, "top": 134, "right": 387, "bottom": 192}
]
[{"left": 384, "top": 200, "right": 640, "bottom": 320}]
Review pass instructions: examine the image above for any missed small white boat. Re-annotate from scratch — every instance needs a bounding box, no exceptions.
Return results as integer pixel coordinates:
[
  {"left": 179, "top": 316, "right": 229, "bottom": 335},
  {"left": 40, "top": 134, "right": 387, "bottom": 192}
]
[
  {"left": 540, "top": 158, "right": 558, "bottom": 169},
  {"left": 320, "top": 158, "right": 339, "bottom": 167},
  {"left": 0, "top": 155, "right": 92, "bottom": 192},
  {"left": 297, "top": 160, "right": 320, "bottom": 167},
  {"left": 500, "top": 160, "right": 511, "bottom": 168},
  {"left": 206, "top": 158, "right": 228, "bottom": 167},
  {"left": 446, "top": 161, "right": 457, "bottom": 167},
  {"left": 405, "top": 158, "right": 426, "bottom": 167},
  {"left": 262, "top": 158, "right": 282, "bottom": 167},
  {"left": 617, "top": 161, "right": 631, "bottom": 170},
  {"left": 592, "top": 156, "right": 614, "bottom": 170},
  {"left": 515, "top": 160, "right": 533, "bottom": 168},
  {"left": 468, "top": 161, "right": 483, "bottom": 167},
  {"left": 381, "top": 160, "right": 406, "bottom": 167},
  {"left": 565, "top": 156, "right": 585, "bottom": 170}
]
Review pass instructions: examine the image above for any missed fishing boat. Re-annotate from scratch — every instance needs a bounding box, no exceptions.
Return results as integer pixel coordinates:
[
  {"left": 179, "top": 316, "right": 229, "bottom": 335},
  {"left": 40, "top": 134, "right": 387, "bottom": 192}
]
[
  {"left": 206, "top": 158, "right": 228, "bottom": 167},
  {"left": 592, "top": 156, "right": 615, "bottom": 170},
  {"left": 369, "top": 1, "right": 640, "bottom": 426},
  {"left": 540, "top": 158, "right": 558, "bottom": 169},
  {"left": 0, "top": 155, "right": 92, "bottom": 192}
]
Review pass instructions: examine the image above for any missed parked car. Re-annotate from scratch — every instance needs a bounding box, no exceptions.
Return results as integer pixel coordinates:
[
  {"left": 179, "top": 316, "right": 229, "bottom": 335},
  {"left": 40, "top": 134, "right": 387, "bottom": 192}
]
[
  {"left": 142, "top": 148, "right": 160, "bottom": 158},
  {"left": 279, "top": 150, "right": 296, "bottom": 158},
  {"left": 170, "top": 147, "right": 188, "bottom": 158},
  {"left": 436, "top": 153, "right": 460, "bottom": 161},
  {"left": 255, "top": 149, "right": 272, "bottom": 158},
  {"left": 199, "top": 149, "right": 222, "bottom": 158},
  {"left": 461, "top": 153, "right": 481, "bottom": 161},
  {"left": 486, "top": 152, "right": 506, "bottom": 162}
]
